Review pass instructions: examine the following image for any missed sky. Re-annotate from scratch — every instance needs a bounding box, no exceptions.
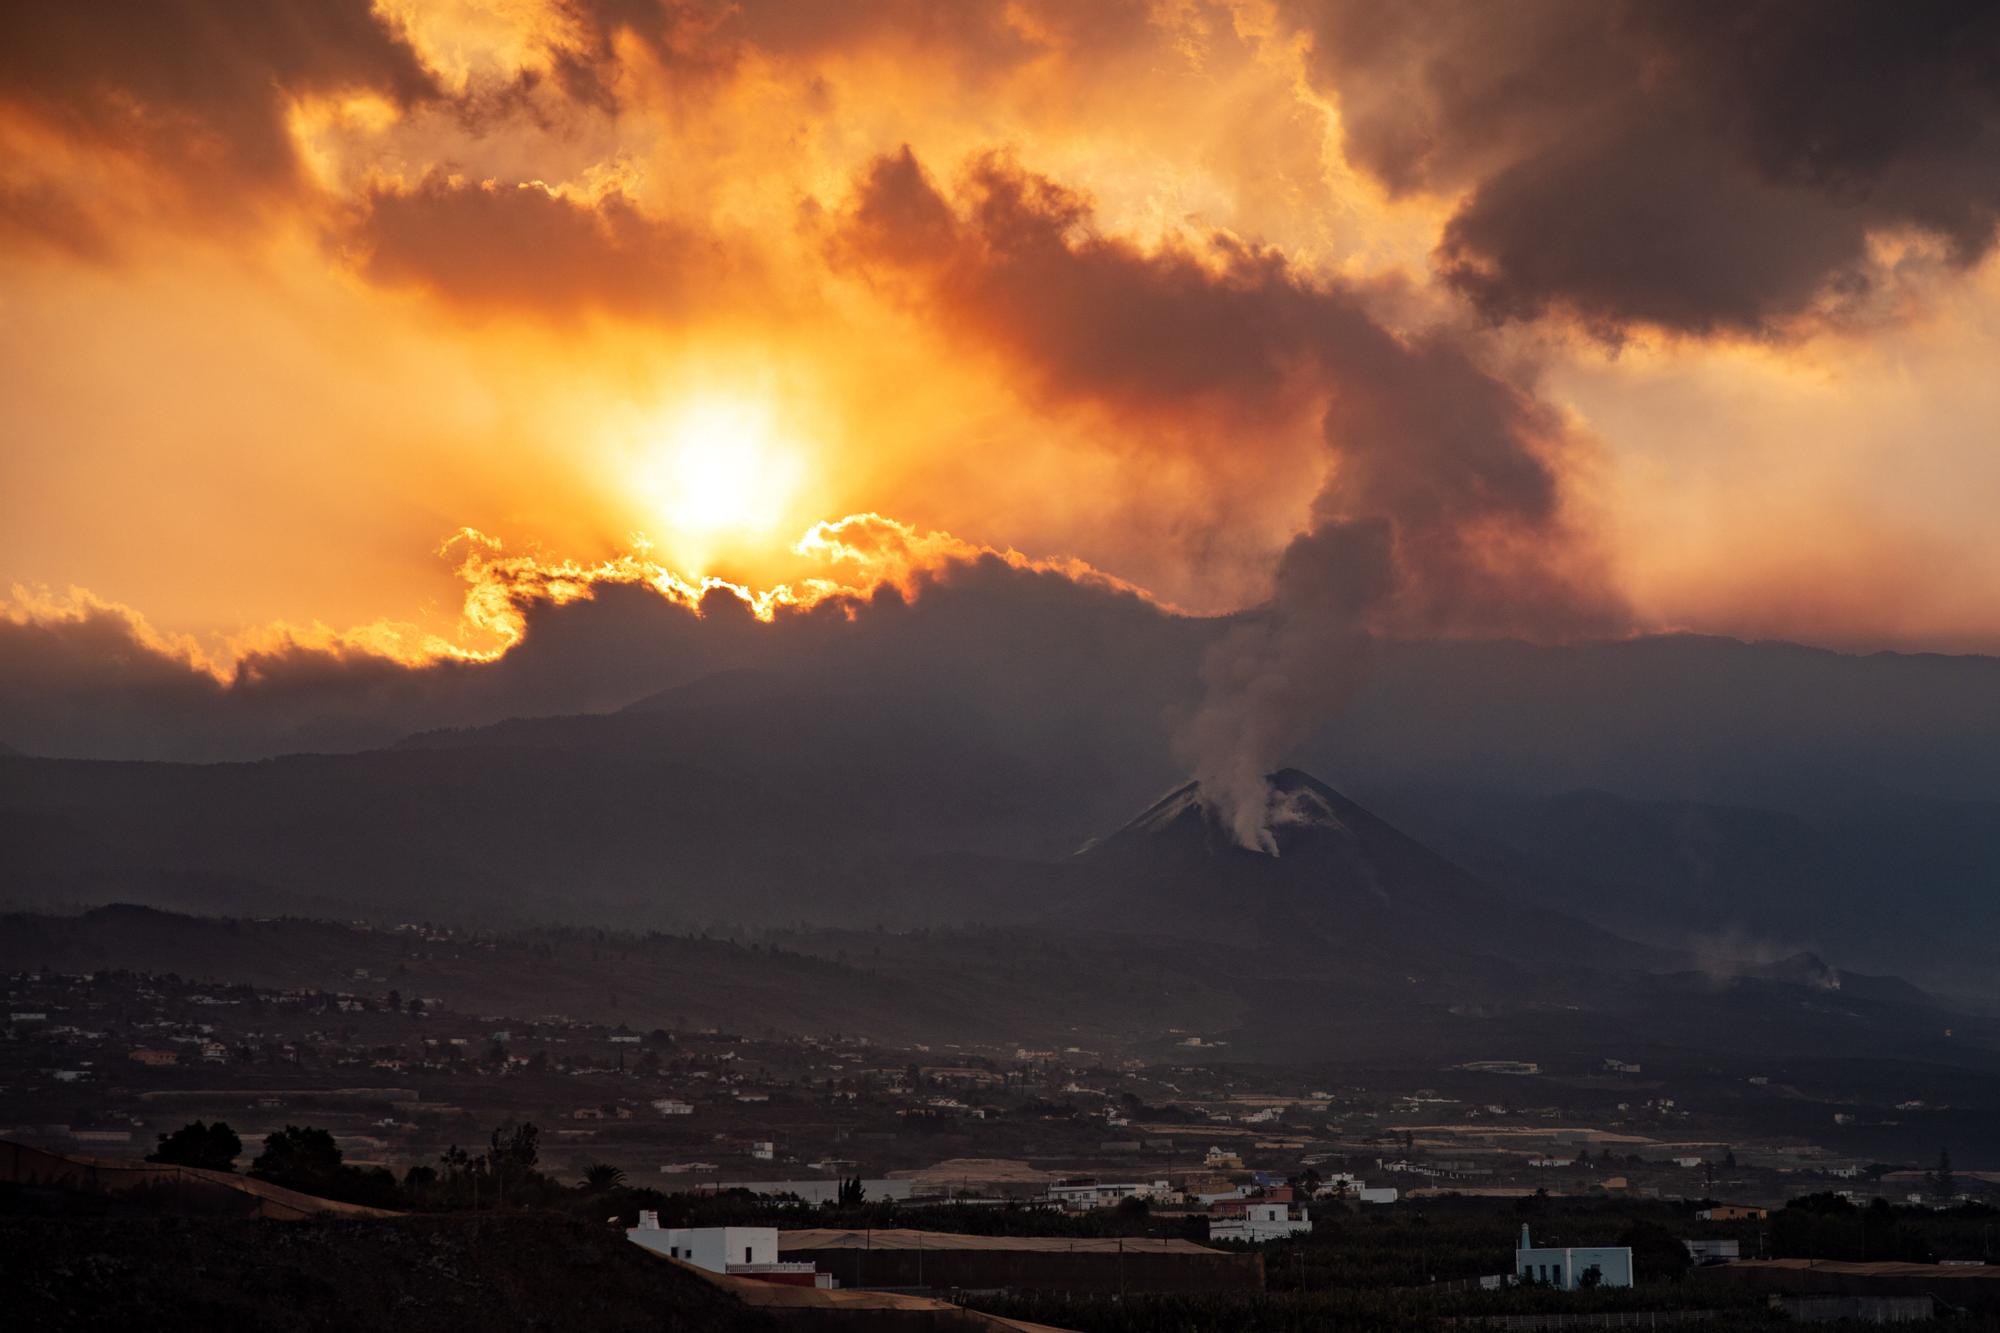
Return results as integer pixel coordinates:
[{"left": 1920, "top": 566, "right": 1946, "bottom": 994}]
[{"left": 5, "top": 2, "right": 2000, "bottom": 782}]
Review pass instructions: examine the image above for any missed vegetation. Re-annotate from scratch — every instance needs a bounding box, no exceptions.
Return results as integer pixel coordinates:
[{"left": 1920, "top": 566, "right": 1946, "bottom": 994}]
[
  {"left": 1768, "top": 1190, "right": 1999, "bottom": 1263},
  {"left": 248, "top": 1125, "right": 403, "bottom": 1209},
  {"left": 1930, "top": 1146, "right": 1957, "bottom": 1202},
  {"left": 147, "top": 1119, "right": 241, "bottom": 1172},
  {"left": 2, "top": 1214, "right": 776, "bottom": 1332},
  {"left": 961, "top": 1283, "right": 1781, "bottom": 1333}
]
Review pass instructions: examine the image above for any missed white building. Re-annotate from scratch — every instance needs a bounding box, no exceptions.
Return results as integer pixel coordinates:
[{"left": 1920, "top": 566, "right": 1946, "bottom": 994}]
[
  {"left": 1209, "top": 1201, "right": 1311, "bottom": 1243},
  {"left": 627, "top": 1213, "right": 830, "bottom": 1286},
  {"left": 1684, "top": 1238, "right": 1740, "bottom": 1264},
  {"left": 1046, "top": 1179, "right": 1167, "bottom": 1211},
  {"left": 1514, "top": 1224, "right": 1633, "bottom": 1290},
  {"left": 651, "top": 1098, "right": 694, "bottom": 1115}
]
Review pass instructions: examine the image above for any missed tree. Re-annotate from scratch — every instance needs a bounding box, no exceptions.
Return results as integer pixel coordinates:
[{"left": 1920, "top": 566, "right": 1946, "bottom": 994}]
[
  {"left": 1930, "top": 1148, "right": 1956, "bottom": 1202},
  {"left": 487, "top": 1119, "right": 541, "bottom": 1205},
  {"left": 251, "top": 1125, "right": 343, "bottom": 1191},
  {"left": 1620, "top": 1220, "right": 1692, "bottom": 1282},
  {"left": 836, "top": 1176, "right": 866, "bottom": 1207},
  {"left": 583, "top": 1163, "right": 626, "bottom": 1192},
  {"left": 489, "top": 1119, "right": 540, "bottom": 1173},
  {"left": 148, "top": 1119, "right": 241, "bottom": 1172}
]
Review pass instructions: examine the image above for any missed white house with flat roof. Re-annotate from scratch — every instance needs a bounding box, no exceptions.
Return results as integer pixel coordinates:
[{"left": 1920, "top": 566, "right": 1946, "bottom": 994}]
[
  {"left": 626, "top": 1213, "right": 832, "bottom": 1287},
  {"left": 1046, "top": 1179, "right": 1167, "bottom": 1211},
  {"left": 1514, "top": 1224, "right": 1633, "bottom": 1290},
  {"left": 1209, "top": 1201, "right": 1311, "bottom": 1242}
]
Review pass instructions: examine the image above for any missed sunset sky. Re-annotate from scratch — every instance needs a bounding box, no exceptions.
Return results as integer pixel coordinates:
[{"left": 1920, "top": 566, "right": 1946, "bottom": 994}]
[{"left": 6, "top": 0, "right": 2000, "bottom": 703}]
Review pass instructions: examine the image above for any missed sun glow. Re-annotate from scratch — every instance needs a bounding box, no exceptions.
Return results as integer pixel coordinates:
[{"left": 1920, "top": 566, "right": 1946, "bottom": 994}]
[{"left": 629, "top": 394, "right": 806, "bottom": 560}]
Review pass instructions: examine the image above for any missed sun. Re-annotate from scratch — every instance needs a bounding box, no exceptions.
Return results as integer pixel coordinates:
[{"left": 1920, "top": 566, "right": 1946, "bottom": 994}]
[{"left": 631, "top": 394, "right": 805, "bottom": 555}]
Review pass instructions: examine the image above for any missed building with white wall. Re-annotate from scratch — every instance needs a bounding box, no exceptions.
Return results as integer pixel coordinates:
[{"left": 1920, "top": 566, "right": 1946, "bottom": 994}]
[
  {"left": 626, "top": 1213, "right": 832, "bottom": 1287},
  {"left": 1209, "top": 1200, "right": 1311, "bottom": 1243},
  {"left": 1514, "top": 1224, "right": 1633, "bottom": 1290},
  {"left": 1046, "top": 1179, "right": 1168, "bottom": 1211}
]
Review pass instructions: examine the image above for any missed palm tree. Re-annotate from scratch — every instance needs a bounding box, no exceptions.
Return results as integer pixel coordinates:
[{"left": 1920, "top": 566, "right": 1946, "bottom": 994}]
[{"left": 582, "top": 1162, "right": 626, "bottom": 1192}]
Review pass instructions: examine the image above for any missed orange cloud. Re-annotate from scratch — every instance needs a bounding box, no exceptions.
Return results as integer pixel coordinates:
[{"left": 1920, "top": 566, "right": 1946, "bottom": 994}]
[
  {"left": 2, "top": 0, "right": 1999, "bottom": 677},
  {"left": 439, "top": 512, "right": 1166, "bottom": 657}
]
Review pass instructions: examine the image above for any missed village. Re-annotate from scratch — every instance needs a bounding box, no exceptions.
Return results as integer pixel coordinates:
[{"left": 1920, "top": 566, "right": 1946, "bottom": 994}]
[{"left": 6, "top": 961, "right": 1988, "bottom": 1224}]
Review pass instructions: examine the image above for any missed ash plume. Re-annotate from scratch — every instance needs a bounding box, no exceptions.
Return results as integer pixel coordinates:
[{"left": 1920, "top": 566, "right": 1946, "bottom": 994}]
[{"left": 1180, "top": 334, "right": 1625, "bottom": 852}]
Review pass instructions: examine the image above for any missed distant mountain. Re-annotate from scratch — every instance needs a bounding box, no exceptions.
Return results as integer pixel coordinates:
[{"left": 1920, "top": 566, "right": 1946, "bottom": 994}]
[
  {"left": 5, "top": 650, "right": 1999, "bottom": 1001},
  {"left": 0, "top": 665, "right": 1142, "bottom": 932},
  {"left": 1358, "top": 784, "right": 2000, "bottom": 993}
]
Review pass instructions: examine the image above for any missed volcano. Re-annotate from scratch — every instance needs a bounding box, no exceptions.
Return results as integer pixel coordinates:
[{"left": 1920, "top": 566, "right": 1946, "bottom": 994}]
[{"left": 1064, "top": 768, "right": 1656, "bottom": 969}]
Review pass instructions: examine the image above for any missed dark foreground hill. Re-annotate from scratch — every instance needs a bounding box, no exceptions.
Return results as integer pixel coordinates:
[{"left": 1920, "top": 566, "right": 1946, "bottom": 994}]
[{"left": 0, "top": 1214, "right": 774, "bottom": 1333}]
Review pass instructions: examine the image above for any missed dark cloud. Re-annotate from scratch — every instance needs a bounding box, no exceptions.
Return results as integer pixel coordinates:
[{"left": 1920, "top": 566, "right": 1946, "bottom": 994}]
[
  {"left": 1288, "top": 0, "right": 2000, "bottom": 335},
  {"left": 0, "top": 181, "right": 115, "bottom": 262},
  {"left": 836, "top": 148, "right": 1333, "bottom": 412},
  {"left": 0, "top": 557, "right": 1201, "bottom": 767},
  {"left": 346, "top": 174, "right": 735, "bottom": 318},
  {"left": 834, "top": 149, "right": 1612, "bottom": 627},
  {"left": 0, "top": 0, "right": 433, "bottom": 188}
]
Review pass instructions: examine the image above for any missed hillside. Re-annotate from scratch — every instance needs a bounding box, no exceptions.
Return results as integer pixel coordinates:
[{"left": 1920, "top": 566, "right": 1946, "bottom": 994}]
[
  {"left": 9, "top": 637, "right": 2000, "bottom": 995},
  {"left": 1357, "top": 785, "right": 2000, "bottom": 992},
  {"left": 1067, "top": 769, "right": 1661, "bottom": 972},
  {"left": 0, "top": 1214, "right": 774, "bottom": 1332}
]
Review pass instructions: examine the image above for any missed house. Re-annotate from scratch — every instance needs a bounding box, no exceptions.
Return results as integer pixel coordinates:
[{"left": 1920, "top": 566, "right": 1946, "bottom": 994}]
[
  {"left": 1204, "top": 1146, "right": 1244, "bottom": 1169},
  {"left": 128, "top": 1048, "right": 178, "bottom": 1067},
  {"left": 627, "top": 1213, "right": 832, "bottom": 1288},
  {"left": 1047, "top": 1180, "right": 1165, "bottom": 1211},
  {"left": 1685, "top": 1238, "right": 1741, "bottom": 1264},
  {"left": 1514, "top": 1224, "right": 1633, "bottom": 1290},
  {"left": 1697, "top": 1204, "right": 1767, "bottom": 1221},
  {"left": 652, "top": 1099, "right": 694, "bottom": 1115},
  {"left": 1209, "top": 1201, "right": 1311, "bottom": 1243}
]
